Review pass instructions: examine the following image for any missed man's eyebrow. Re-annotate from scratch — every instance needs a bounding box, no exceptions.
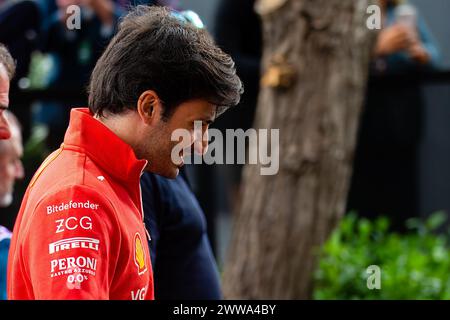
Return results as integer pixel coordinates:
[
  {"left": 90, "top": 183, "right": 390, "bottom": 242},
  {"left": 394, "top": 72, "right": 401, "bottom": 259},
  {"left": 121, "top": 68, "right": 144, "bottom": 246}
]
[
  {"left": 196, "top": 114, "right": 215, "bottom": 124},
  {"left": 194, "top": 118, "right": 213, "bottom": 125}
]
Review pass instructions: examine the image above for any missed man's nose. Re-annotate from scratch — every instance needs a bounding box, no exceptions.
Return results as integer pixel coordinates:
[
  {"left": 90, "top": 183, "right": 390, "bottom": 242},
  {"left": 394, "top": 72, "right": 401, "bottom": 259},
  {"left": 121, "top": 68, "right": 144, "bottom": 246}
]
[
  {"left": 193, "top": 130, "right": 208, "bottom": 155},
  {"left": 0, "top": 115, "right": 11, "bottom": 140},
  {"left": 193, "top": 140, "right": 208, "bottom": 155}
]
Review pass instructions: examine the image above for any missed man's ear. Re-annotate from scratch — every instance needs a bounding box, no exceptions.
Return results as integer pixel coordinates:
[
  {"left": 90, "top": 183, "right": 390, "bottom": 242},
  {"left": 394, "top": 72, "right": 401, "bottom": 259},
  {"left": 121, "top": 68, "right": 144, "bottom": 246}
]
[{"left": 137, "top": 90, "right": 163, "bottom": 125}]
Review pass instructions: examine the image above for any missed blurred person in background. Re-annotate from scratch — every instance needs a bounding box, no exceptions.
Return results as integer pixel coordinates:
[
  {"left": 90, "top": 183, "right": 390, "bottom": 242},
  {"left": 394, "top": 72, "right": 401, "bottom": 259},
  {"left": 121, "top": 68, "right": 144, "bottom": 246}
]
[
  {"left": 42, "top": 0, "right": 142, "bottom": 89},
  {"left": 214, "top": 0, "right": 262, "bottom": 138},
  {"left": 35, "top": 0, "right": 178, "bottom": 150},
  {"left": 36, "top": 0, "right": 135, "bottom": 150},
  {"left": 0, "top": 43, "right": 19, "bottom": 301},
  {"left": 142, "top": 167, "right": 222, "bottom": 300},
  {"left": 0, "top": 43, "right": 16, "bottom": 140},
  {"left": 0, "top": 0, "right": 40, "bottom": 90},
  {"left": 347, "top": 0, "right": 441, "bottom": 231},
  {"left": 214, "top": 0, "right": 262, "bottom": 207},
  {"left": 0, "top": 1, "right": 41, "bottom": 142},
  {"left": 190, "top": 0, "right": 262, "bottom": 257},
  {"left": 0, "top": 0, "right": 157, "bottom": 142},
  {"left": 0, "top": 111, "right": 24, "bottom": 300}
]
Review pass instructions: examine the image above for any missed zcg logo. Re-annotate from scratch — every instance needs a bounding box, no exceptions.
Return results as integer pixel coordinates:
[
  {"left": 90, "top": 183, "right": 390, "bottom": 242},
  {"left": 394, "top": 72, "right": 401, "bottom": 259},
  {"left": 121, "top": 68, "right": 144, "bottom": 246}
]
[{"left": 55, "top": 216, "right": 92, "bottom": 233}]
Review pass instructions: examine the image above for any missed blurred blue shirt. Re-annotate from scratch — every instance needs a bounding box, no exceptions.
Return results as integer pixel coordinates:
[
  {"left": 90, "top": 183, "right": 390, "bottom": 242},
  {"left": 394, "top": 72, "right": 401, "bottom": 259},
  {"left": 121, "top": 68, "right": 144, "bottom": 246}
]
[
  {"left": 373, "top": 5, "right": 441, "bottom": 74},
  {"left": 141, "top": 171, "right": 222, "bottom": 300},
  {"left": 0, "top": 226, "right": 11, "bottom": 300}
]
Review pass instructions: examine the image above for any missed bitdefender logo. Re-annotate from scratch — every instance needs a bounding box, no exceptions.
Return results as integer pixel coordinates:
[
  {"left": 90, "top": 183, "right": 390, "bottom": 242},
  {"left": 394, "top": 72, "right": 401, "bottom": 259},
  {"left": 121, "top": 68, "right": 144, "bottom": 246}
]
[
  {"left": 46, "top": 200, "right": 100, "bottom": 215},
  {"left": 49, "top": 237, "right": 100, "bottom": 254}
]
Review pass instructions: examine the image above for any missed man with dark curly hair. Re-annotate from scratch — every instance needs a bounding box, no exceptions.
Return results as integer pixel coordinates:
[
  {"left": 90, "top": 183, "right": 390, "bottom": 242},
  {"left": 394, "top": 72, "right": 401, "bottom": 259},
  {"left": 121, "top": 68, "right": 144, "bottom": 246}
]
[{"left": 8, "top": 5, "right": 242, "bottom": 300}]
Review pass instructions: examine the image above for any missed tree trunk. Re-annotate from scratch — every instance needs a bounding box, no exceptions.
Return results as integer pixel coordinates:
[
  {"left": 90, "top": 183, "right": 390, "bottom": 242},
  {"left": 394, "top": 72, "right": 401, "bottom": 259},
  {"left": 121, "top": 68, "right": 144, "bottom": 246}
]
[{"left": 223, "top": 0, "right": 377, "bottom": 299}]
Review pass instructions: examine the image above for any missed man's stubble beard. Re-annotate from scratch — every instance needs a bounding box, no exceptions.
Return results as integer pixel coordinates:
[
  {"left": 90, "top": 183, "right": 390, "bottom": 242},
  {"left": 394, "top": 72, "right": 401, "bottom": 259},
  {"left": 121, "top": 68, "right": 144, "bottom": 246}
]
[{"left": 136, "top": 124, "right": 178, "bottom": 178}]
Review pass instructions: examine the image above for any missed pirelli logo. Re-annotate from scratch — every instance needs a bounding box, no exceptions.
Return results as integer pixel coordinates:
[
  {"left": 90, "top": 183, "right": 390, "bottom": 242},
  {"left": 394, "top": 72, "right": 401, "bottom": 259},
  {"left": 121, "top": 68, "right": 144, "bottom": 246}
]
[{"left": 49, "top": 237, "right": 100, "bottom": 254}]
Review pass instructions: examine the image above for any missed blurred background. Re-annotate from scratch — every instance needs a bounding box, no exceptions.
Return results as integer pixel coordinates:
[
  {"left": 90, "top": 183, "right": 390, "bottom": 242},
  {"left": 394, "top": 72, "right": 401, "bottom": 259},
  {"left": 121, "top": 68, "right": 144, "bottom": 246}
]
[
  {"left": 179, "top": 0, "right": 450, "bottom": 268},
  {"left": 1, "top": 0, "right": 450, "bottom": 299},
  {"left": 156, "top": 0, "right": 450, "bottom": 264}
]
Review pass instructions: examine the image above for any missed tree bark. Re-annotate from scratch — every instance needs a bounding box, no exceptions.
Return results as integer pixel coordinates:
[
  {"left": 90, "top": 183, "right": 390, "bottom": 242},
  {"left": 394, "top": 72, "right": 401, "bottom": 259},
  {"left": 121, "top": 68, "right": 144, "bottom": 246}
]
[{"left": 223, "top": 0, "right": 377, "bottom": 299}]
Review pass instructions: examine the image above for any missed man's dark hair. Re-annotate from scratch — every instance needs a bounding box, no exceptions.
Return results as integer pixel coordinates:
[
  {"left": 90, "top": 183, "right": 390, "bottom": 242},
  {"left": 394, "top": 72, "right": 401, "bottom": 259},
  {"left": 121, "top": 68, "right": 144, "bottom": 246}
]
[
  {"left": 88, "top": 5, "right": 243, "bottom": 119},
  {"left": 0, "top": 43, "right": 16, "bottom": 80}
]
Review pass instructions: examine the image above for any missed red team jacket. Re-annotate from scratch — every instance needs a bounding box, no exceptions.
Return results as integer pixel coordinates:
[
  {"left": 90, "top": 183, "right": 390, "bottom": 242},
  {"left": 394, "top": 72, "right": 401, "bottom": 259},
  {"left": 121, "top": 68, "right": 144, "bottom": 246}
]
[{"left": 7, "top": 108, "right": 154, "bottom": 300}]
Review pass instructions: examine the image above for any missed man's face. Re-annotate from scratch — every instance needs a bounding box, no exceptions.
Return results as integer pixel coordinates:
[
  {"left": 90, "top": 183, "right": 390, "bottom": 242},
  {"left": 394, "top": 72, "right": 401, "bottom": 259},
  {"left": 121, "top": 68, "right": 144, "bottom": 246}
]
[
  {"left": 0, "top": 64, "right": 11, "bottom": 140},
  {"left": 0, "top": 126, "right": 24, "bottom": 207},
  {"left": 140, "top": 99, "right": 215, "bottom": 179}
]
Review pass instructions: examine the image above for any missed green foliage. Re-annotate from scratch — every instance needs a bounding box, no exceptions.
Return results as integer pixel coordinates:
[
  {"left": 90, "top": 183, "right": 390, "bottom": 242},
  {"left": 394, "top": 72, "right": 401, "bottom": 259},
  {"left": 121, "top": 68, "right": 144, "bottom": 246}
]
[
  {"left": 27, "top": 51, "right": 57, "bottom": 89},
  {"left": 14, "top": 125, "right": 50, "bottom": 197},
  {"left": 22, "top": 125, "right": 49, "bottom": 167},
  {"left": 313, "top": 212, "right": 450, "bottom": 299}
]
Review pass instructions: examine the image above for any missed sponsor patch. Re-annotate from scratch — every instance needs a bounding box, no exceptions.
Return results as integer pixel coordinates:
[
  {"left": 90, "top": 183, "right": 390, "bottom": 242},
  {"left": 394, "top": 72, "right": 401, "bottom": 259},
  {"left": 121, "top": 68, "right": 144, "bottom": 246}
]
[
  {"left": 131, "top": 285, "right": 148, "bottom": 300},
  {"left": 47, "top": 200, "right": 100, "bottom": 215},
  {"left": 55, "top": 216, "right": 93, "bottom": 233},
  {"left": 49, "top": 237, "right": 100, "bottom": 254},
  {"left": 50, "top": 256, "right": 98, "bottom": 278},
  {"left": 134, "top": 233, "right": 147, "bottom": 276}
]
